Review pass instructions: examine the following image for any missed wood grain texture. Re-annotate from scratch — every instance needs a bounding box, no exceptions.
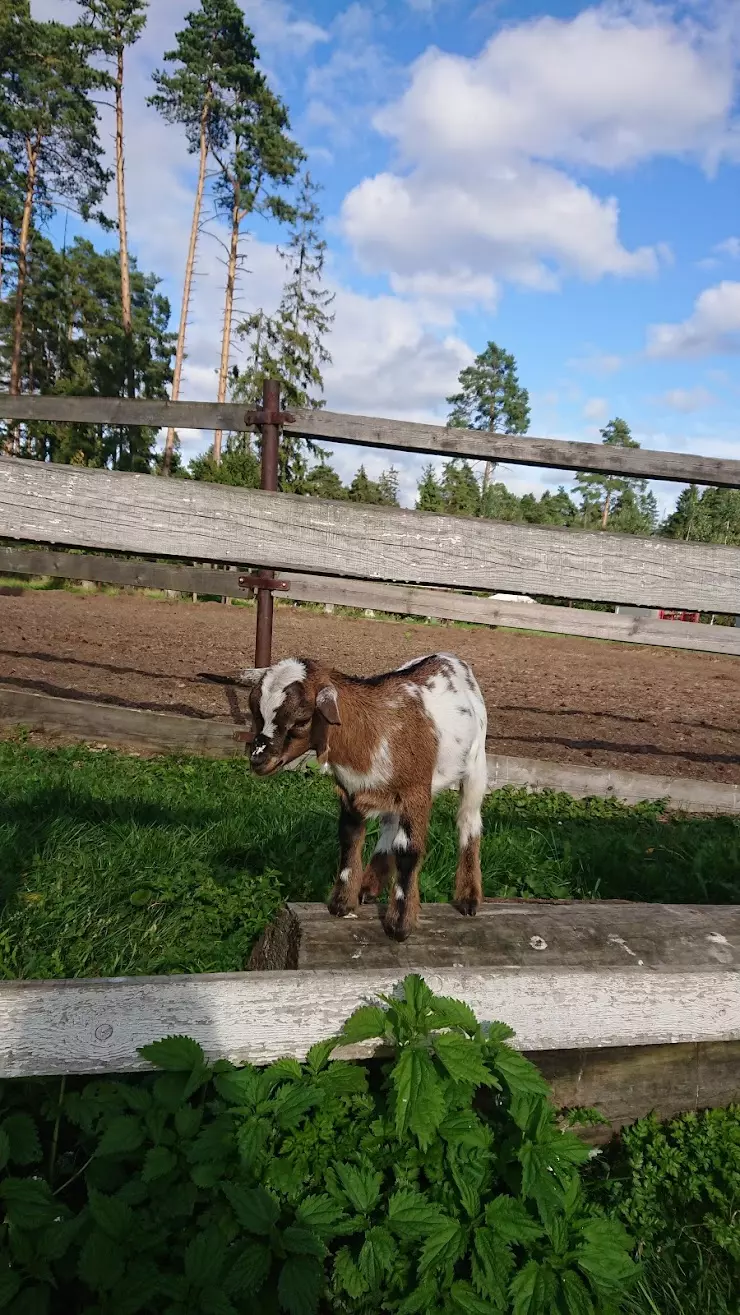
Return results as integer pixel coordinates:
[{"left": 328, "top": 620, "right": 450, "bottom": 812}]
[
  {"left": 535, "top": 1040, "right": 740, "bottom": 1141},
  {"left": 249, "top": 901, "right": 740, "bottom": 972},
  {"left": 4, "top": 547, "right": 739, "bottom": 654},
  {"left": 1, "top": 962, "right": 739, "bottom": 1077},
  {"left": 289, "top": 407, "right": 740, "bottom": 489},
  {"left": 1, "top": 687, "right": 737, "bottom": 812},
  {"left": 2, "top": 395, "right": 737, "bottom": 487},
  {"left": 1, "top": 458, "right": 738, "bottom": 610}
]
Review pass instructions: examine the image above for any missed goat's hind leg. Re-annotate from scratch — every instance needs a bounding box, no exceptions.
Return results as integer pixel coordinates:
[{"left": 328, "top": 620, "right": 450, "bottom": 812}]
[
  {"left": 454, "top": 747, "right": 486, "bottom": 916},
  {"left": 360, "top": 813, "right": 398, "bottom": 903}
]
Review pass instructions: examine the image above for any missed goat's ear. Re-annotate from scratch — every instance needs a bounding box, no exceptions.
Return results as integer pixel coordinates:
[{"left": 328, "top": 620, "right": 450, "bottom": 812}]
[
  {"left": 316, "top": 684, "right": 341, "bottom": 725},
  {"left": 237, "top": 666, "right": 266, "bottom": 687}
]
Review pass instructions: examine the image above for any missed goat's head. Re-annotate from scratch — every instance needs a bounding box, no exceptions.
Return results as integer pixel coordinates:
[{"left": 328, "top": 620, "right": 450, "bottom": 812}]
[{"left": 238, "top": 658, "right": 341, "bottom": 775}]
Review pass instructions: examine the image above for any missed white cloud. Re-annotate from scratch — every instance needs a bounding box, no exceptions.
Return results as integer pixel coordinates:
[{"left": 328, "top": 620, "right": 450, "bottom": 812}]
[
  {"left": 715, "top": 236, "right": 740, "bottom": 258},
  {"left": 568, "top": 350, "right": 624, "bottom": 375},
  {"left": 656, "top": 386, "right": 716, "bottom": 412},
  {"left": 583, "top": 397, "right": 608, "bottom": 420},
  {"left": 340, "top": 3, "right": 738, "bottom": 304},
  {"left": 647, "top": 281, "right": 740, "bottom": 357}
]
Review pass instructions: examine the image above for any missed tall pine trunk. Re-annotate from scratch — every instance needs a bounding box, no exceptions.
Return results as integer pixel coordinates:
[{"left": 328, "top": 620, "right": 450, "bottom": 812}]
[
  {"left": 115, "top": 42, "right": 134, "bottom": 426},
  {"left": 6, "top": 137, "right": 39, "bottom": 454},
  {"left": 601, "top": 492, "right": 611, "bottom": 529},
  {"left": 213, "top": 190, "right": 240, "bottom": 465},
  {"left": 163, "top": 96, "right": 210, "bottom": 475}
]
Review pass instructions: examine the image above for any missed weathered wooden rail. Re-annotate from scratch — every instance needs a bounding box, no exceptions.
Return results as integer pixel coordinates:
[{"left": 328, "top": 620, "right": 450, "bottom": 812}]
[
  {"left": 2, "top": 546, "right": 740, "bottom": 656},
  {"left": 1, "top": 902, "right": 738, "bottom": 1137}
]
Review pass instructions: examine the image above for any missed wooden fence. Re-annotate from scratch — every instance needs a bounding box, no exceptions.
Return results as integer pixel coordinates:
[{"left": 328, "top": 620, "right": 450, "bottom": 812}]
[{"left": 0, "top": 389, "right": 739, "bottom": 1122}]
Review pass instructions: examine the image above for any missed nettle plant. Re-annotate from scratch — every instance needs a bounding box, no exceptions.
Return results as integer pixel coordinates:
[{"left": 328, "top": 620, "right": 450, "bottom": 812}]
[{"left": 0, "top": 975, "right": 637, "bottom": 1314}]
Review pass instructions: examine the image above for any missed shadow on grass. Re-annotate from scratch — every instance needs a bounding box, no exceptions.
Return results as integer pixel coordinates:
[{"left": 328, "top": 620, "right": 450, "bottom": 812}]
[{"left": 0, "top": 741, "right": 738, "bottom": 978}]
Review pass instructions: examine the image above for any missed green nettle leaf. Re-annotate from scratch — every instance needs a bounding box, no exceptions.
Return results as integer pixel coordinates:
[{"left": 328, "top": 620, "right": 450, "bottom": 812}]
[
  {"left": 429, "top": 996, "right": 480, "bottom": 1036},
  {"left": 333, "top": 1247, "right": 369, "bottom": 1299},
  {"left": 279, "top": 1254, "right": 324, "bottom": 1315},
  {"left": 388, "top": 1189, "right": 446, "bottom": 1238},
  {"left": 560, "top": 1270, "right": 596, "bottom": 1315},
  {"left": 402, "top": 974, "right": 437, "bottom": 1026},
  {"left": 0, "top": 1131, "right": 9, "bottom": 1172},
  {"left": 236, "top": 1117, "right": 270, "bottom": 1171},
  {"left": 318, "top": 1062, "right": 368, "bottom": 1096},
  {"left": 282, "top": 1227, "right": 326, "bottom": 1259},
  {"left": 339, "top": 1005, "right": 387, "bottom": 1044},
  {"left": 78, "top": 1230, "right": 125, "bottom": 1291},
  {"left": 392, "top": 1047, "right": 447, "bottom": 1146},
  {"left": 358, "top": 1226, "right": 397, "bottom": 1286},
  {"left": 486, "top": 1022, "right": 516, "bottom": 1044},
  {"left": 184, "top": 1228, "right": 228, "bottom": 1290},
  {"left": 472, "top": 1226, "right": 514, "bottom": 1307},
  {"left": 190, "top": 1162, "right": 224, "bottom": 1189},
  {"left": 450, "top": 1279, "right": 501, "bottom": 1313},
  {"left": 174, "top": 1105, "right": 203, "bottom": 1140},
  {"left": 577, "top": 1223, "right": 638, "bottom": 1290},
  {"left": 334, "top": 1162, "right": 382, "bottom": 1214},
  {"left": 266, "top": 1058, "right": 303, "bottom": 1085},
  {"left": 419, "top": 1216, "right": 466, "bottom": 1274},
  {"left": 142, "top": 1146, "right": 177, "bottom": 1182},
  {"left": 222, "top": 1184, "right": 280, "bottom": 1235},
  {"left": 305, "top": 1038, "right": 338, "bottom": 1073},
  {"left": 225, "top": 1239, "right": 271, "bottom": 1296},
  {"left": 201, "top": 1291, "right": 238, "bottom": 1315},
  {"left": 439, "top": 1112, "right": 490, "bottom": 1151},
  {"left": 396, "top": 1277, "right": 439, "bottom": 1315},
  {"left": 486, "top": 1195, "right": 544, "bottom": 1245},
  {"left": 0, "top": 1178, "right": 58, "bottom": 1230},
  {"left": 87, "top": 1190, "right": 135, "bottom": 1240},
  {"left": 273, "top": 1084, "right": 322, "bottom": 1130},
  {"left": 295, "top": 1194, "right": 348, "bottom": 1239},
  {"left": 95, "top": 1116, "right": 145, "bottom": 1158},
  {"left": 510, "top": 1260, "right": 557, "bottom": 1315},
  {"left": 489, "top": 1047, "right": 551, "bottom": 1099},
  {"left": 2, "top": 1115, "right": 42, "bottom": 1166},
  {"left": 139, "top": 1035, "right": 207, "bottom": 1073},
  {"left": 0, "top": 1263, "right": 21, "bottom": 1309},
  {"left": 433, "top": 1032, "right": 496, "bottom": 1088}
]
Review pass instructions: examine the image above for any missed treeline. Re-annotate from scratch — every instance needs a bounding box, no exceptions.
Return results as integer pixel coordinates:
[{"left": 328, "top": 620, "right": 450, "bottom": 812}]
[{"left": 1, "top": 3, "right": 738, "bottom": 547}]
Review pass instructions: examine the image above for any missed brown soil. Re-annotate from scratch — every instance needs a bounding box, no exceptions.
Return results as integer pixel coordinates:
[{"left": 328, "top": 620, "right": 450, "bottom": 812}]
[{"left": 0, "top": 590, "right": 738, "bottom": 784}]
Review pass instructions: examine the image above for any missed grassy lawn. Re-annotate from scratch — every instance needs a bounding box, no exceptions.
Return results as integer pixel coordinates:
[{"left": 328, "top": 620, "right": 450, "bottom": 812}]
[{"left": 0, "top": 738, "right": 738, "bottom": 980}]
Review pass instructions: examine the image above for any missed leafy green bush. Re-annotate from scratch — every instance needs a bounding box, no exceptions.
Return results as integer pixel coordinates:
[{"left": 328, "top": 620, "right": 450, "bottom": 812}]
[
  {"left": 594, "top": 1105, "right": 740, "bottom": 1313},
  {"left": 0, "top": 975, "right": 636, "bottom": 1313}
]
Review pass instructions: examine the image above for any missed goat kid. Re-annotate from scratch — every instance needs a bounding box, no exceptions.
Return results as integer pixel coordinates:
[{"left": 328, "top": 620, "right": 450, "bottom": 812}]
[{"left": 200, "top": 654, "right": 487, "bottom": 941}]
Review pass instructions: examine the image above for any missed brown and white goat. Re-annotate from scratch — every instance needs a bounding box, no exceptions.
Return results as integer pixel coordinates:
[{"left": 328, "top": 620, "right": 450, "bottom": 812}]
[{"left": 201, "top": 654, "right": 487, "bottom": 941}]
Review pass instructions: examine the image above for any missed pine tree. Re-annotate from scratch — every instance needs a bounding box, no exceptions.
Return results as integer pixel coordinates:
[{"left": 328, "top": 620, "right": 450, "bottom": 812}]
[
  {"left": 0, "top": 5, "right": 110, "bottom": 446},
  {"left": 349, "top": 464, "right": 383, "bottom": 504},
  {"left": 189, "top": 431, "right": 260, "bottom": 487},
  {"left": 416, "top": 463, "right": 443, "bottom": 512},
  {"left": 149, "top": 0, "right": 244, "bottom": 474},
  {"left": 78, "top": 0, "right": 147, "bottom": 395},
  {"left": 209, "top": 14, "right": 302, "bottom": 461},
  {"left": 440, "top": 459, "right": 481, "bottom": 517},
  {"left": 480, "top": 480, "right": 521, "bottom": 521},
  {"left": 300, "top": 457, "right": 346, "bottom": 500},
  {"left": 663, "top": 486, "right": 740, "bottom": 547},
  {"left": 446, "top": 341, "right": 530, "bottom": 495},
  {"left": 234, "top": 172, "right": 334, "bottom": 488},
  {"left": 573, "top": 418, "right": 650, "bottom": 530},
  {"left": 377, "top": 466, "right": 400, "bottom": 507}
]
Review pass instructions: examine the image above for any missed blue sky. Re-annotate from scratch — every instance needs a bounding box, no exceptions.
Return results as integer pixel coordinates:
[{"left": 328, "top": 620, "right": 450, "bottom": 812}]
[{"left": 34, "top": 0, "right": 740, "bottom": 509}]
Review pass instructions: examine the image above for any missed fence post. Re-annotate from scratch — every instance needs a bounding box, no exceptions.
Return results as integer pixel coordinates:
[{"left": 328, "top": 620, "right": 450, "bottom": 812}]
[{"left": 254, "top": 379, "right": 281, "bottom": 668}]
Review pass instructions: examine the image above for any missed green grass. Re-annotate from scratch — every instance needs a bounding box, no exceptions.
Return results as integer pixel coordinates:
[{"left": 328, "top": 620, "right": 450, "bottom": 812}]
[{"left": 0, "top": 739, "right": 738, "bottom": 980}]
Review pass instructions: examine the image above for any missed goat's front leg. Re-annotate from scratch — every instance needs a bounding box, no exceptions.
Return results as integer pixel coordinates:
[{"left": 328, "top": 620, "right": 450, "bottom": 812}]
[
  {"left": 327, "top": 794, "right": 367, "bottom": 918},
  {"left": 383, "top": 798, "right": 430, "bottom": 943}
]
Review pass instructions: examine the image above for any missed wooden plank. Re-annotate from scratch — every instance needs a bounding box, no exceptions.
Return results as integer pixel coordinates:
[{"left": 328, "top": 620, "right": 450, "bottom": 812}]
[
  {"left": 1, "top": 959, "right": 739, "bottom": 1077},
  {"left": 2, "top": 395, "right": 738, "bottom": 487},
  {"left": 249, "top": 901, "right": 740, "bottom": 972},
  {"left": 4, "top": 548, "right": 740, "bottom": 655},
  {"left": 0, "top": 687, "right": 250, "bottom": 756},
  {"left": 290, "top": 407, "right": 740, "bottom": 489},
  {"left": 1, "top": 687, "right": 737, "bottom": 813},
  {"left": 2, "top": 458, "right": 738, "bottom": 610},
  {"left": 4, "top": 548, "right": 739, "bottom": 655},
  {"left": 485, "top": 755, "right": 740, "bottom": 814},
  {"left": 534, "top": 1040, "right": 740, "bottom": 1141}
]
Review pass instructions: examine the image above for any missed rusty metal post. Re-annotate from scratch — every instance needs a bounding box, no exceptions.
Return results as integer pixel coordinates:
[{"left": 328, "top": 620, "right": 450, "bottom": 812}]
[{"left": 254, "top": 379, "right": 280, "bottom": 668}]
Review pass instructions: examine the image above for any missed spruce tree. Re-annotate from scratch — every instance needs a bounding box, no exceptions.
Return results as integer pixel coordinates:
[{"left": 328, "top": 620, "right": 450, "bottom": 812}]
[{"left": 416, "top": 463, "right": 444, "bottom": 512}]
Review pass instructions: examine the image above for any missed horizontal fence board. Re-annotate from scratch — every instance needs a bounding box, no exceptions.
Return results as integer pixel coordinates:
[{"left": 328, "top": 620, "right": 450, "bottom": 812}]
[
  {"left": 251, "top": 901, "right": 740, "bottom": 972},
  {"left": 1, "top": 686, "right": 738, "bottom": 813},
  {"left": 290, "top": 407, "right": 740, "bottom": 489},
  {"left": 2, "top": 394, "right": 738, "bottom": 487},
  {"left": 3, "top": 547, "right": 739, "bottom": 655},
  {"left": 1, "top": 458, "right": 738, "bottom": 611},
  {"left": 1, "top": 962, "right": 739, "bottom": 1077}
]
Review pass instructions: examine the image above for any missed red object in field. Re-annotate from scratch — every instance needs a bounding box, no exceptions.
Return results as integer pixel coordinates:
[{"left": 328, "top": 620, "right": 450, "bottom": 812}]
[{"left": 658, "top": 609, "right": 700, "bottom": 623}]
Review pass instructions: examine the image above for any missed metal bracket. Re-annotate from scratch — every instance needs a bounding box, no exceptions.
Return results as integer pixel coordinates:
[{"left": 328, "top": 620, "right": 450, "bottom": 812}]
[
  {"left": 238, "top": 574, "right": 289, "bottom": 593},
  {"left": 244, "top": 408, "right": 296, "bottom": 427}
]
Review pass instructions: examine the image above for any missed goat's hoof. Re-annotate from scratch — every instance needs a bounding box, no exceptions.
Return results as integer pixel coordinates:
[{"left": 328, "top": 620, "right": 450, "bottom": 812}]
[
  {"left": 383, "top": 913, "right": 412, "bottom": 942},
  {"left": 328, "top": 894, "right": 356, "bottom": 919},
  {"left": 455, "top": 898, "right": 480, "bottom": 917},
  {"left": 359, "top": 890, "right": 379, "bottom": 905}
]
